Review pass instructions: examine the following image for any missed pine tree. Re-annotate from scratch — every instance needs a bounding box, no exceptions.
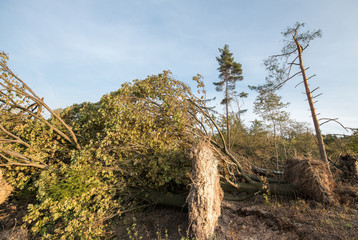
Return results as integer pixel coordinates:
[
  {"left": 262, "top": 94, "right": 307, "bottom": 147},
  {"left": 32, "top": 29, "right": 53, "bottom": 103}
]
[
  {"left": 254, "top": 90, "right": 290, "bottom": 170},
  {"left": 263, "top": 22, "right": 331, "bottom": 173},
  {"left": 214, "top": 44, "right": 243, "bottom": 148}
]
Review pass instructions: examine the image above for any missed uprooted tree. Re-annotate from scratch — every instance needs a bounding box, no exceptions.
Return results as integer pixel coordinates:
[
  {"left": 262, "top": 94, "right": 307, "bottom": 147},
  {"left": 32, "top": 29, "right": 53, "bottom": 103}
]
[
  {"left": 1, "top": 26, "right": 352, "bottom": 238},
  {"left": 0, "top": 51, "right": 296, "bottom": 238}
]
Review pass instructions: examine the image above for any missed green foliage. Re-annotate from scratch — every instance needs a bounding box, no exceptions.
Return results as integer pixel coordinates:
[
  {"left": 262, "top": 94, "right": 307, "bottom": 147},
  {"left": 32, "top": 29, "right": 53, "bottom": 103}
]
[
  {"left": 324, "top": 133, "right": 358, "bottom": 159},
  {"left": 1, "top": 52, "right": 77, "bottom": 190},
  {"left": 88, "top": 71, "right": 195, "bottom": 189},
  {"left": 2, "top": 42, "right": 356, "bottom": 240},
  {"left": 263, "top": 22, "right": 322, "bottom": 90},
  {"left": 2, "top": 166, "right": 40, "bottom": 191},
  {"left": 253, "top": 91, "right": 290, "bottom": 132},
  {"left": 0, "top": 109, "right": 73, "bottom": 189},
  {"left": 213, "top": 44, "right": 245, "bottom": 147},
  {"left": 21, "top": 71, "right": 198, "bottom": 239},
  {"left": 224, "top": 116, "right": 322, "bottom": 171},
  {"left": 346, "top": 130, "right": 358, "bottom": 153},
  {"left": 59, "top": 102, "right": 103, "bottom": 146},
  {"left": 24, "top": 151, "right": 122, "bottom": 239}
]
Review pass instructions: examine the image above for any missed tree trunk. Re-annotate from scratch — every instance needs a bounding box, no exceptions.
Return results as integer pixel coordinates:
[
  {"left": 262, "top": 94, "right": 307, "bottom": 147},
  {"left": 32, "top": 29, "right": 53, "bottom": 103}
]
[
  {"left": 225, "top": 72, "right": 230, "bottom": 150},
  {"left": 273, "top": 122, "right": 279, "bottom": 171},
  {"left": 293, "top": 35, "right": 331, "bottom": 174}
]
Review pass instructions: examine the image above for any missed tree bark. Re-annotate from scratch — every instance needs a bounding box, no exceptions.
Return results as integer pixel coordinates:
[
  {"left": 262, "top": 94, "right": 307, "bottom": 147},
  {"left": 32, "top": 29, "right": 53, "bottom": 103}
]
[
  {"left": 293, "top": 35, "right": 331, "bottom": 174},
  {"left": 225, "top": 70, "right": 230, "bottom": 149},
  {"left": 273, "top": 122, "right": 279, "bottom": 171}
]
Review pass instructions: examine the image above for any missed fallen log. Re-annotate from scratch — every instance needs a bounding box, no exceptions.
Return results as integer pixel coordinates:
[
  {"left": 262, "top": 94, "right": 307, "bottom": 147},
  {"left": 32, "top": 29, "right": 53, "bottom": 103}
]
[{"left": 140, "top": 181, "right": 300, "bottom": 209}]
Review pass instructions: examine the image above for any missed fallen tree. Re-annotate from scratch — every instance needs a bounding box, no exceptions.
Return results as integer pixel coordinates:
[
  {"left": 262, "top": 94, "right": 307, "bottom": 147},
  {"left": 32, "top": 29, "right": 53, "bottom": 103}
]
[
  {"left": 0, "top": 52, "right": 347, "bottom": 239},
  {"left": 0, "top": 52, "right": 79, "bottom": 171}
]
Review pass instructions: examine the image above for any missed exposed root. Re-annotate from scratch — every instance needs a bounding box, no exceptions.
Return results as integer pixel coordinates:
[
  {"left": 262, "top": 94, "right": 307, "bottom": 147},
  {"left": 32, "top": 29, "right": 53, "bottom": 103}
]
[
  {"left": 188, "top": 141, "right": 223, "bottom": 240},
  {"left": 284, "top": 158, "right": 336, "bottom": 204},
  {"left": 0, "top": 170, "right": 13, "bottom": 205},
  {"left": 337, "top": 154, "right": 358, "bottom": 184}
]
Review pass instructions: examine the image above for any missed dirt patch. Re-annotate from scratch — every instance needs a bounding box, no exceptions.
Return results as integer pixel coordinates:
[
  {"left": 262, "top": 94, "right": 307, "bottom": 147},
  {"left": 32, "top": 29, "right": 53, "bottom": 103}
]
[
  {"left": 216, "top": 201, "right": 299, "bottom": 240},
  {"left": 216, "top": 198, "right": 358, "bottom": 240},
  {"left": 284, "top": 158, "right": 335, "bottom": 204},
  {"left": 111, "top": 196, "right": 358, "bottom": 240},
  {"left": 0, "top": 202, "right": 29, "bottom": 240},
  {"left": 0, "top": 227, "right": 28, "bottom": 240}
]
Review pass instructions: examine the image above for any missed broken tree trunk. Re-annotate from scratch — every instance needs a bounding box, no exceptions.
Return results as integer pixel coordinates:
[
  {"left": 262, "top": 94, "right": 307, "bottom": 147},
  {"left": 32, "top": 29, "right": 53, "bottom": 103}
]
[{"left": 188, "top": 141, "right": 223, "bottom": 240}]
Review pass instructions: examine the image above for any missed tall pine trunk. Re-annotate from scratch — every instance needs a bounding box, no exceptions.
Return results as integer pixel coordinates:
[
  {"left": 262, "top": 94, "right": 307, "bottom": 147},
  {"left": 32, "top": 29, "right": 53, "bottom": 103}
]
[
  {"left": 225, "top": 71, "right": 230, "bottom": 149},
  {"left": 293, "top": 35, "right": 331, "bottom": 174}
]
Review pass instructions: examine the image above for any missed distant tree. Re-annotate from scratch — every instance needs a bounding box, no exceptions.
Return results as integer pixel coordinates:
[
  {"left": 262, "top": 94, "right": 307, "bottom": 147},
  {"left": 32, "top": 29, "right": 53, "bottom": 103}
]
[
  {"left": 214, "top": 44, "right": 244, "bottom": 148},
  {"left": 262, "top": 22, "right": 331, "bottom": 173},
  {"left": 233, "top": 91, "right": 248, "bottom": 122}
]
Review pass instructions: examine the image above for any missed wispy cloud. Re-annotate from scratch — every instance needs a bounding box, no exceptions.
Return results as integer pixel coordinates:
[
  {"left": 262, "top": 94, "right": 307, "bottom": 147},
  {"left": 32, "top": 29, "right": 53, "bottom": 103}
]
[{"left": 0, "top": 0, "right": 357, "bottom": 133}]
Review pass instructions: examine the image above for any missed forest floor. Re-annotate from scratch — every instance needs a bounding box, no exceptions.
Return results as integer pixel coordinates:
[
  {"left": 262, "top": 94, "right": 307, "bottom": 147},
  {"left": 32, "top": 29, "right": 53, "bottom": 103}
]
[
  {"left": 1, "top": 191, "right": 357, "bottom": 240},
  {"left": 111, "top": 194, "right": 358, "bottom": 240}
]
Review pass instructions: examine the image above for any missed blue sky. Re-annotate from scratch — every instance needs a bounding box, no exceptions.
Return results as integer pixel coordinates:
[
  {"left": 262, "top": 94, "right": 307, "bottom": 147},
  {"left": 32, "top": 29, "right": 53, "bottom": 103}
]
[{"left": 1, "top": 0, "right": 357, "bottom": 134}]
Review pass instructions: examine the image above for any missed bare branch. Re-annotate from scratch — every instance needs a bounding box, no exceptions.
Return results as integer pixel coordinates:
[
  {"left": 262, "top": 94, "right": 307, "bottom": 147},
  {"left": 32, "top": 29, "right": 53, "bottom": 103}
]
[
  {"left": 0, "top": 123, "right": 31, "bottom": 147},
  {"left": 307, "top": 74, "right": 316, "bottom": 81},
  {"left": 187, "top": 98, "right": 255, "bottom": 184},
  {"left": 0, "top": 148, "right": 43, "bottom": 164},
  {"left": 310, "top": 87, "right": 320, "bottom": 93},
  {"left": 294, "top": 81, "right": 304, "bottom": 88},
  {"left": 273, "top": 70, "right": 302, "bottom": 90},
  {"left": 319, "top": 118, "right": 349, "bottom": 132},
  {"left": 285, "top": 55, "right": 300, "bottom": 76},
  {"left": 0, "top": 152, "right": 48, "bottom": 169},
  {"left": 312, "top": 93, "right": 323, "bottom": 99},
  {"left": 270, "top": 48, "right": 298, "bottom": 58},
  {"left": 0, "top": 64, "right": 80, "bottom": 149}
]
